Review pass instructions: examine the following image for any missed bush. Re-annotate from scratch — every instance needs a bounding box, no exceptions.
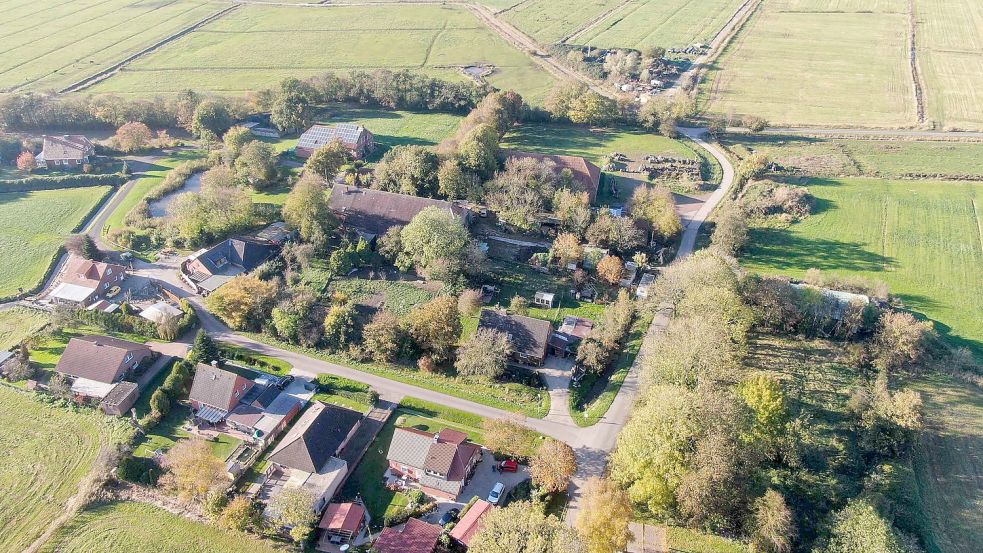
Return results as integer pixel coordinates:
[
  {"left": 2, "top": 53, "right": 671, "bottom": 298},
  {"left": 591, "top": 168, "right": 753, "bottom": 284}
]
[
  {"left": 116, "top": 455, "right": 161, "bottom": 485},
  {"left": 0, "top": 172, "right": 126, "bottom": 192}
]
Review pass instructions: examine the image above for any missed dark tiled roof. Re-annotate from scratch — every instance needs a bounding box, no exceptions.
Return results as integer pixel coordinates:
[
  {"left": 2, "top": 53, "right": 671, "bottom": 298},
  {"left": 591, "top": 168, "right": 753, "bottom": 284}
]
[
  {"left": 188, "top": 364, "right": 242, "bottom": 410},
  {"left": 54, "top": 335, "right": 150, "bottom": 384},
  {"left": 42, "top": 135, "right": 94, "bottom": 161},
  {"left": 192, "top": 238, "right": 279, "bottom": 278},
  {"left": 101, "top": 381, "right": 138, "bottom": 407},
  {"left": 328, "top": 185, "right": 471, "bottom": 237},
  {"left": 478, "top": 309, "right": 552, "bottom": 362},
  {"left": 268, "top": 402, "right": 362, "bottom": 473},
  {"left": 374, "top": 518, "right": 442, "bottom": 553}
]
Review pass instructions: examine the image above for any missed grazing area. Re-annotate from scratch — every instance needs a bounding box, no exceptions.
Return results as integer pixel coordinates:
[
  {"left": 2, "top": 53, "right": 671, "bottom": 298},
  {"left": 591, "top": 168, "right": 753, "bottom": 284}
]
[
  {"left": 0, "top": 386, "right": 132, "bottom": 553},
  {"left": 0, "top": 307, "right": 48, "bottom": 350},
  {"left": 501, "top": 0, "right": 622, "bottom": 44},
  {"left": 40, "top": 501, "right": 285, "bottom": 553},
  {"left": 915, "top": 0, "right": 983, "bottom": 130},
  {"left": 502, "top": 123, "right": 699, "bottom": 166},
  {"left": 721, "top": 135, "right": 983, "bottom": 179},
  {"left": 0, "top": 0, "right": 226, "bottom": 92},
  {"left": 702, "top": 2, "right": 915, "bottom": 127},
  {"left": 742, "top": 177, "right": 983, "bottom": 358},
  {"left": 578, "top": 0, "right": 747, "bottom": 50},
  {"left": 0, "top": 186, "right": 112, "bottom": 298},
  {"left": 89, "top": 4, "right": 558, "bottom": 104}
]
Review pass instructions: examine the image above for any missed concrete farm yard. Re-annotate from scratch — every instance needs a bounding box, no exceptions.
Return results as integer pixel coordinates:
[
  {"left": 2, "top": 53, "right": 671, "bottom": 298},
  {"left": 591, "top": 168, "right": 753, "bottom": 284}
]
[
  {"left": 86, "top": 3, "right": 558, "bottom": 104},
  {"left": 0, "top": 186, "right": 112, "bottom": 298}
]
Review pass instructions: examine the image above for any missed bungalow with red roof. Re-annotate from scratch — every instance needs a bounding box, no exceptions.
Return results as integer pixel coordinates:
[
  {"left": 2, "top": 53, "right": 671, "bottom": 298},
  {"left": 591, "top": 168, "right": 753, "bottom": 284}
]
[
  {"left": 49, "top": 255, "right": 127, "bottom": 308},
  {"left": 386, "top": 427, "right": 482, "bottom": 500},
  {"left": 449, "top": 499, "right": 494, "bottom": 548},
  {"left": 373, "top": 518, "right": 443, "bottom": 553},
  {"left": 37, "top": 135, "right": 95, "bottom": 169},
  {"left": 53, "top": 335, "right": 152, "bottom": 403}
]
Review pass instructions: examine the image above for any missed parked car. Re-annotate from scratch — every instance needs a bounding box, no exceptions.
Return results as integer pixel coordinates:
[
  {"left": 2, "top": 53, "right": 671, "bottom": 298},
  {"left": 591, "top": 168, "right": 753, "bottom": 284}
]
[
  {"left": 487, "top": 482, "right": 505, "bottom": 505},
  {"left": 275, "top": 375, "right": 295, "bottom": 390},
  {"left": 438, "top": 508, "right": 460, "bottom": 526},
  {"left": 499, "top": 459, "right": 519, "bottom": 473}
]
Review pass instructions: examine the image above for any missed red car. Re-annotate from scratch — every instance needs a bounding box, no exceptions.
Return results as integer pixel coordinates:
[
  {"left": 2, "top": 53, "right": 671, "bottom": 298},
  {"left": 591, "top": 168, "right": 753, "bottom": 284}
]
[{"left": 499, "top": 460, "right": 519, "bottom": 473}]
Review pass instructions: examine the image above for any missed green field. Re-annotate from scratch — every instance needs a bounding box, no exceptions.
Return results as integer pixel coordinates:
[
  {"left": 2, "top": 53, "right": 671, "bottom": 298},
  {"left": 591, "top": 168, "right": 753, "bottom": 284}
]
[
  {"left": 0, "top": 0, "right": 225, "bottom": 92},
  {"left": 502, "top": 123, "right": 699, "bottom": 165},
  {"left": 314, "top": 105, "right": 463, "bottom": 160},
  {"left": 703, "top": 1, "right": 915, "bottom": 127},
  {"left": 0, "top": 307, "right": 48, "bottom": 350},
  {"left": 579, "top": 0, "right": 746, "bottom": 50},
  {"left": 89, "top": 4, "right": 557, "bottom": 105},
  {"left": 41, "top": 501, "right": 285, "bottom": 553},
  {"left": 0, "top": 186, "right": 112, "bottom": 298},
  {"left": 502, "top": 0, "right": 621, "bottom": 44},
  {"left": 742, "top": 177, "right": 983, "bottom": 358},
  {"left": 916, "top": 0, "right": 983, "bottom": 130},
  {"left": 721, "top": 135, "right": 983, "bottom": 178},
  {"left": 0, "top": 386, "right": 132, "bottom": 552}
]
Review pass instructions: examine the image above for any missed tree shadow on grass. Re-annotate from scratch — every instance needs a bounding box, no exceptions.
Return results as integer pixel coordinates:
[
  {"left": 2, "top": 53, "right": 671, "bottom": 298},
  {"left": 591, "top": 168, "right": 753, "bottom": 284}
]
[{"left": 747, "top": 228, "right": 896, "bottom": 273}]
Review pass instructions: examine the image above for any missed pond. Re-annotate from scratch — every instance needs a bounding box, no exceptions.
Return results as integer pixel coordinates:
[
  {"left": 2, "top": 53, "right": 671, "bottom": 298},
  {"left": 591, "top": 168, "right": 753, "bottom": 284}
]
[{"left": 148, "top": 172, "right": 202, "bottom": 218}]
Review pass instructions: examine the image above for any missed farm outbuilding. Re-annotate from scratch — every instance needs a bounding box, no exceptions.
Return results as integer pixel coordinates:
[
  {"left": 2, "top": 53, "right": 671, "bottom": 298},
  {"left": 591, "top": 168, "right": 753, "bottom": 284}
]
[{"left": 534, "top": 291, "right": 556, "bottom": 308}]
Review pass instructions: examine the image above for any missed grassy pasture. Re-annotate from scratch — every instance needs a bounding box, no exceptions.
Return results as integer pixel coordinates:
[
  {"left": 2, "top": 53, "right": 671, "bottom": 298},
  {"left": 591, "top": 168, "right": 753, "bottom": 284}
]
[
  {"left": 0, "top": 186, "right": 112, "bottom": 298},
  {"left": 0, "top": 307, "right": 48, "bottom": 350},
  {"left": 502, "top": 0, "right": 621, "bottom": 44},
  {"left": 916, "top": 0, "right": 983, "bottom": 130},
  {"left": 741, "top": 177, "right": 983, "bottom": 359},
  {"left": 702, "top": 3, "right": 916, "bottom": 127},
  {"left": 721, "top": 135, "right": 983, "bottom": 178},
  {"left": 502, "top": 123, "right": 699, "bottom": 165},
  {"left": 0, "top": 0, "right": 224, "bottom": 92},
  {"left": 0, "top": 386, "right": 132, "bottom": 553},
  {"left": 579, "top": 0, "right": 747, "bottom": 50},
  {"left": 90, "top": 4, "right": 557, "bottom": 105},
  {"left": 41, "top": 501, "right": 286, "bottom": 553},
  {"left": 314, "top": 105, "right": 463, "bottom": 160}
]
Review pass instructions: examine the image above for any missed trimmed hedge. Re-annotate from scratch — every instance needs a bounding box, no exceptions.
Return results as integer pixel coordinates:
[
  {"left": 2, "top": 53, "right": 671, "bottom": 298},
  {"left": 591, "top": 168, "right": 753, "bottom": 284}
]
[{"left": 0, "top": 172, "right": 126, "bottom": 192}]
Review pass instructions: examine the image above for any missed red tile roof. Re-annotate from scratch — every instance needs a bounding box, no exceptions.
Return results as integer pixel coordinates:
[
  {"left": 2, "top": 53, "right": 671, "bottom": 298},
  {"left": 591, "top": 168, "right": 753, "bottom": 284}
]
[
  {"left": 319, "top": 502, "right": 365, "bottom": 533},
  {"left": 373, "top": 518, "right": 442, "bottom": 553},
  {"left": 449, "top": 500, "right": 494, "bottom": 546},
  {"left": 505, "top": 150, "right": 601, "bottom": 203},
  {"left": 61, "top": 256, "right": 125, "bottom": 288},
  {"left": 53, "top": 335, "right": 151, "bottom": 384}
]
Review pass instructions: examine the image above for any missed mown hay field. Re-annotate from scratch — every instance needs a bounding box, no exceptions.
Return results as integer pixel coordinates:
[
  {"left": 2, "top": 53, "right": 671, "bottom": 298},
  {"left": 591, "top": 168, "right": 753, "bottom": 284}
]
[
  {"left": 501, "top": 0, "right": 622, "bottom": 44},
  {"left": 41, "top": 501, "right": 286, "bottom": 553},
  {"left": 89, "top": 4, "right": 558, "bottom": 105},
  {"left": 0, "top": 307, "right": 48, "bottom": 350},
  {"left": 502, "top": 123, "right": 700, "bottom": 164},
  {"left": 742, "top": 177, "right": 983, "bottom": 358},
  {"left": 0, "top": 0, "right": 225, "bottom": 92},
  {"left": 721, "top": 135, "right": 983, "bottom": 178},
  {"left": 0, "top": 386, "right": 132, "bottom": 553},
  {"left": 916, "top": 0, "right": 983, "bottom": 130},
  {"left": 578, "top": 0, "right": 746, "bottom": 50},
  {"left": 0, "top": 186, "right": 112, "bottom": 298},
  {"left": 702, "top": 1, "right": 916, "bottom": 127}
]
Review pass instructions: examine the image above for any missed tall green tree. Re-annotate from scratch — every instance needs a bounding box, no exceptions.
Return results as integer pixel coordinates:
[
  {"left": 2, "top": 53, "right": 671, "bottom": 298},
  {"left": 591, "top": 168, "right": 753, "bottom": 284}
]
[
  {"left": 372, "top": 145, "right": 440, "bottom": 197},
  {"left": 283, "top": 173, "right": 333, "bottom": 251}
]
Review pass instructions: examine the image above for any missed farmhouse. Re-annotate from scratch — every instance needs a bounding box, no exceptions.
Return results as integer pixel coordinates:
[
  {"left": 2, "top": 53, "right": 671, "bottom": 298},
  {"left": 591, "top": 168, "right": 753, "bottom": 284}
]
[
  {"left": 449, "top": 499, "right": 494, "bottom": 547},
  {"left": 386, "top": 427, "right": 482, "bottom": 500},
  {"left": 328, "top": 184, "right": 473, "bottom": 240},
  {"left": 373, "top": 517, "right": 443, "bottom": 553},
  {"left": 36, "top": 135, "right": 94, "bottom": 169},
  {"left": 264, "top": 402, "right": 362, "bottom": 514},
  {"left": 188, "top": 364, "right": 255, "bottom": 423},
  {"left": 505, "top": 150, "right": 601, "bottom": 204},
  {"left": 49, "top": 256, "right": 127, "bottom": 308},
  {"left": 181, "top": 236, "right": 281, "bottom": 295},
  {"left": 296, "top": 124, "right": 375, "bottom": 159},
  {"left": 54, "top": 335, "right": 152, "bottom": 403},
  {"left": 478, "top": 309, "right": 552, "bottom": 366}
]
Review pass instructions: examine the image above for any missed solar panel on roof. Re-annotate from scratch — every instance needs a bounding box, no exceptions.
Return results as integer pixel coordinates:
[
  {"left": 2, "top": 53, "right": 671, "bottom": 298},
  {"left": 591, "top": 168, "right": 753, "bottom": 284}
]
[{"left": 298, "top": 124, "right": 363, "bottom": 149}]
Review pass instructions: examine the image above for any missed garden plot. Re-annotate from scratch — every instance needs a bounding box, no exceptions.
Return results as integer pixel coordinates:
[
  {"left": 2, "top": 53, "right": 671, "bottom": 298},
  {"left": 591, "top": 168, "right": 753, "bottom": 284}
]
[
  {"left": 0, "top": 0, "right": 225, "bottom": 92},
  {"left": 89, "top": 3, "right": 557, "bottom": 105},
  {"left": 915, "top": 0, "right": 983, "bottom": 130},
  {"left": 703, "top": 4, "right": 916, "bottom": 127},
  {"left": 0, "top": 186, "right": 112, "bottom": 298},
  {"left": 578, "top": 0, "right": 747, "bottom": 50}
]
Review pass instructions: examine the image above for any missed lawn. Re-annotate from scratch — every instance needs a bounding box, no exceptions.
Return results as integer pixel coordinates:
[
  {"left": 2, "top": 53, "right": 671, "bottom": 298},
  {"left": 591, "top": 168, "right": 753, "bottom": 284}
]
[
  {"left": 0, "top": 186, "right": 112, "bottom": 298},
  {"left": 702, "top": 2, "right": 916, "bottom": 127},
  {"left": 721, "top": 134, "right": 983, "bottom": 179},
  {"left": 667, "top": 526, "right": 748, "bottom": 553},
  {"left": 132, "top": 400, "right": 241, "bottom": 461},
  {"left": 578, "top": 0, "right": 747, "bottom": 50},
  {"left": 916, "top": 0, "right": 983, "bottom": 130},
  {"left": 40, "top": 501, "right": 286, "bottom": 553},
  {"left": 742, "top": 177, "right": 983, "bottom": 359},
  {"left": 502, "top": 123, "right": 699, "bottom": 167},
  {"left": 0, "top": 0, "right": 226, "bottom": 92},
  {"left": 330, "top": 278, "right": 437, "bottom": 318},
  {"left": 89, "top": 4, "right": 558, "bottom": 105},
  {"left": 0, "top": 385, "right": 133, "bottom": 553},
  {"left": 218, "top": 341, "right": 293, "bottom": 376},
  {"left": 485, "top": 259, "right": 606, "bottom": 324},
  {"left": 313, "top": 373, "right": 375, "bottom": 413},
  {"left": 313, "top": 105, "right": 463, "bottom": 161},
  {"left": 0, "top": 307, "right": 48, "bottom": 350}
]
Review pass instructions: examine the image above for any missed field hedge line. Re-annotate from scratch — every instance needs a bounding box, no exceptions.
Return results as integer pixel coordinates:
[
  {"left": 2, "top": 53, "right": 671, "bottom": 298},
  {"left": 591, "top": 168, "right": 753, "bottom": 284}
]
[{"left": 0, "top": 172, "right": 126, "bottom": 192}]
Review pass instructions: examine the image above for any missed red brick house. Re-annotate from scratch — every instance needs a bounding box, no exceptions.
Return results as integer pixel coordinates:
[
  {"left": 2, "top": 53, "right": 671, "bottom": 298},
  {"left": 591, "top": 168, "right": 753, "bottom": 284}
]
[
  {"left": 296, "top": 124, "right": 375, "bottom": 159},
  {"left": 386, "top": 427, "right": 482, "bottom": 500},
  {"left": 37, "top": 135, "right": 95, "bottom": 169},
  {"left": 505, "top": 150, "right": 602, "bottom": 204},
  {"left": 54, "top": 335, "right": 152, "bottom": 403},
  {"left": 49, "top": 256, "right": 127, "bottom": 308},
  {"left": 188, "top": 364, "right": 255, "bottom": 423}
]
